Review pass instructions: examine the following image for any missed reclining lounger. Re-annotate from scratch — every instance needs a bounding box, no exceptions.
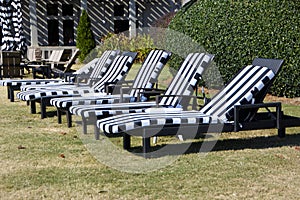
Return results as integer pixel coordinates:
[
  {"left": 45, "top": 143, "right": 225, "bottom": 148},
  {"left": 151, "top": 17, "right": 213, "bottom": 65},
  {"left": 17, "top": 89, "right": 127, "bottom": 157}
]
[{"left": 96, "top": 58, "right": 300, "bottom": 158}]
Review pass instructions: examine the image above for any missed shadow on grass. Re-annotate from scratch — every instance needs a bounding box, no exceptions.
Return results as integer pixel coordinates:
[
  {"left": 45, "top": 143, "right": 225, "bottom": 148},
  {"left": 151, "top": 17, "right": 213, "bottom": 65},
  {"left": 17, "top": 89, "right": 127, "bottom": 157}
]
[{"left": 128, "top": 133, "right": 300, "bottom": 158}]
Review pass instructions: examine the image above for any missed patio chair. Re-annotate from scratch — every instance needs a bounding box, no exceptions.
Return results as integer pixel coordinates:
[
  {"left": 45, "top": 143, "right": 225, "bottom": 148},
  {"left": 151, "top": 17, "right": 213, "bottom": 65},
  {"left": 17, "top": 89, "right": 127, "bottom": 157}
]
[
  {"left": 30, "top": 49, "right": 65, "bottom": 79},
  {"left": 50, "top": 49, "right": 172, "bottom": 127},
  {"left": 0, "top": 50, "right": 119, "bottom": 102},
  {"left": 22, "top": 48, "right": 42, "bottom": 73},
  {"left": 96, "top": 58, "right": 300, "bottom": 158},
  {"left": 50, "top": 48, "right": 80, "bottom": 77},
  {"left": 16, "top": 52, "right": 138, "bottom": 118},
  {"left": 20, "top": 50, "right": 120, "bottom": 91},
  {"left": 69, "top": 53, "right": 213, "bottom": 135}
]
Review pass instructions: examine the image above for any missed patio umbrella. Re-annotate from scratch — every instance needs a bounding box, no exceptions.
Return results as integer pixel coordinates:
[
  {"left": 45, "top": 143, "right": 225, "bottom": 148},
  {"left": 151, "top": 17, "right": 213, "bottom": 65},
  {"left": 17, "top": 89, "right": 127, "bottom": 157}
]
[{"left": 0, "top": 0, "right": 26, "bottom": 54}]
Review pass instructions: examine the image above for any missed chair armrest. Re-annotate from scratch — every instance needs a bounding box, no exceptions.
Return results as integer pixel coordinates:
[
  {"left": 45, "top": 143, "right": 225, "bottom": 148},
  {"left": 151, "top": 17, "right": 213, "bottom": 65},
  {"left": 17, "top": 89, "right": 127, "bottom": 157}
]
[
  {"left": 139, "top": 88, "right": 166, "bottom": 100},
  {"left": 233, "top": 102, "right": 282, "bottom": 131},
  {"left": 64, "top": 73, "right": 77, "bottom": 82},
  {"left": 155, "top": 94, "right": 206, "bottom": 110}
]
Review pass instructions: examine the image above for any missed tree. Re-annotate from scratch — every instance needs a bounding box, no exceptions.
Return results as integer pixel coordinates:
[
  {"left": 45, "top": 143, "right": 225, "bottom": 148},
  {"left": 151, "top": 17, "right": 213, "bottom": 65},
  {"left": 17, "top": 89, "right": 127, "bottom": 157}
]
[{"left": 76, "top": 10, "right": 96, "bottom": 62}]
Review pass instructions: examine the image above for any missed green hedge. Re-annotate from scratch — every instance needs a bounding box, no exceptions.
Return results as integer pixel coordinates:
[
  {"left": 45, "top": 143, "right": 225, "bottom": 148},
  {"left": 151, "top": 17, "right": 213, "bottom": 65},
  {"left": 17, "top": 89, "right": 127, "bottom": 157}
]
[
  {"left": 169, "top": 0, "right": 300, "bottom": 97},
  {"left": 84, "top": 33, "right": 155, "bottom": 63}
]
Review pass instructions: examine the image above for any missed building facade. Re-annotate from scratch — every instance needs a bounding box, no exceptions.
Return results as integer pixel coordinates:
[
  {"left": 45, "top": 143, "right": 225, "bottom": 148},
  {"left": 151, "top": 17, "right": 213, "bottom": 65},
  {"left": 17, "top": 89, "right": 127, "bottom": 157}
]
[{"left": 21, "top": 0, "right": 182, "bottom": 47}]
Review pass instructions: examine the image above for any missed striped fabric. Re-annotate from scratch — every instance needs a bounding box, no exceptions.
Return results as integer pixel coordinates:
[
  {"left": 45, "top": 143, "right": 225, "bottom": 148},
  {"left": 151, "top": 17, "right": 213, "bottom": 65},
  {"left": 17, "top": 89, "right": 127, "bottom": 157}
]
[
  {"left": 19, "top": 50, "right": 119, "bottom": 91},
  {"left": 97, "top": 65, "right": 275, "bottom": 134},
  {"left": 70, "top": 53, "right": 212, "bottom": 119},
  {"left": 16, "top": 55, "right": 135, "bottom": 101},
  {"left": 0, "top": 0, "right": 26, "bottom": 54},
  {"left": 50, "top": 49, "right": 171, "bottom": 109},
  {"left": 158, "top": 53, "right": 211, "bottom": 107},
  {"left": 0, "top": 79, "right": 62, "bottom": 87}
]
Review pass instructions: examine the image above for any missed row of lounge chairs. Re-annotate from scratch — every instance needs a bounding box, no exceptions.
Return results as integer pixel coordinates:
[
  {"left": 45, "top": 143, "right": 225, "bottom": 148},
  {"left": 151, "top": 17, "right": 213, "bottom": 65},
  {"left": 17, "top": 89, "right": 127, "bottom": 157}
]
[{"left": 1, "top": 49, "right": 299, "bottom": 158}]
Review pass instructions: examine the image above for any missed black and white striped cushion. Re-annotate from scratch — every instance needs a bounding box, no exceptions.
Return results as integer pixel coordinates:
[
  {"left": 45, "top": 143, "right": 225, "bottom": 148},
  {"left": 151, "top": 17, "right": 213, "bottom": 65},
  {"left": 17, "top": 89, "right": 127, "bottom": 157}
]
[
  {"left": 200, "top": 65, "right": 275, "bottom": 121},
  {"left": 69, "top": 53, "right": 213, "bottom": 119},
  {"left": 97, "top": 111, "right": 219, "bottom": 134},
  {"left": 70, "top": 101, "right": 157, "bottom": 118},
  {"left": 159, "top": 53, "right": 211, "bottom": 107},
  {"left": 49, "top": 50, "right": 171, "bottom": 109},
  {"left": 16, "top": 55, "right": 134, "bottom": 101},
  {"left": 129, "top": 49, "right": 171, "bottom": 98},
  {"left": 96, "top": 65, "right": 275, "bottom": 134},
  {"left": 0, "top": 79, "right": 62, "bottom": 87}
]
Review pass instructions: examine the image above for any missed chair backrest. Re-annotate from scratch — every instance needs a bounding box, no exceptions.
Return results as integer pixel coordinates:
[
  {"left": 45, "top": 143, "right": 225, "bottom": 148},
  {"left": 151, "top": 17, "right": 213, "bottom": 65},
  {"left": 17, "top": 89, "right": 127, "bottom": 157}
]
[
  {"left": 92, "top": 52, "right": 138, "bottom": 92},
  {"left": 63, "top": 49, "right": 80, "bottom": 72},
  {"left": 47, "top": 49, "right": 64, "bottom": 62},
  {"left": 73, "top": 58, "right": 100, "bottom": 75},
  {"left": 251, "top": 58, "right": 284, "bottom": 104},
  {"left": 200, "top": 58, "right": 284, "bottom": 122},
  {"left": 158, "top": 53, "right": 214, "bottom": 108},
  {"left": 26, "top": 48, "right": 42, "bottom": 62},
  {"left": 87, "top": 50, "right": 120, "bottom": 81},
  {"left": 129, "top": 49, "right": 172, "bottom": 99}
]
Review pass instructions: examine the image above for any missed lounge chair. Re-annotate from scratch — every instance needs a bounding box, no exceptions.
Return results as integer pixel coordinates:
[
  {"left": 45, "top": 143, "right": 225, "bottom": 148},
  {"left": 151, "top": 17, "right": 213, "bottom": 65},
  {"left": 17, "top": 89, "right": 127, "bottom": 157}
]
[
  {"left": 96, "top": 58, "right": 300, "bottom": 158},
  {"left": 0, "top": 50, "right": 119, "bottom": 102},
  {"left": 16, "top": 52, "right": 138, "bottom": 118},
  {"left": 50, "top": 49, "right": 172, "bottom": 127},
  {"left": 69, "top": 53, "right": 213, "bottom": 135}
]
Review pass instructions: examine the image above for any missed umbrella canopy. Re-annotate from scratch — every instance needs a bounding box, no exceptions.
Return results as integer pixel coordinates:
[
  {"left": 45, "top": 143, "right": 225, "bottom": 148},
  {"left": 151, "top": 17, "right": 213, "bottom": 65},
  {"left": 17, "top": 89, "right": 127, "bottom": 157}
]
[{"left": 0, "top": 0, "right": 26, "bottom": 54}]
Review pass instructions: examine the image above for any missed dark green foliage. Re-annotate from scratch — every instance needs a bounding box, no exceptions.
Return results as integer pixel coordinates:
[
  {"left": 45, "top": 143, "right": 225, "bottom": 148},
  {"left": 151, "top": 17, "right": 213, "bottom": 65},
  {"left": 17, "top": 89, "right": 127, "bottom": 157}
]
[
  {"left": 169, "top": 0, "right": 300, "bottom": 97},
  {"left": 85, "top": 33, "right": 155, "bottom": 63},
  {"left": 76, "top": 10, "right": 96, "bottom": 62}
]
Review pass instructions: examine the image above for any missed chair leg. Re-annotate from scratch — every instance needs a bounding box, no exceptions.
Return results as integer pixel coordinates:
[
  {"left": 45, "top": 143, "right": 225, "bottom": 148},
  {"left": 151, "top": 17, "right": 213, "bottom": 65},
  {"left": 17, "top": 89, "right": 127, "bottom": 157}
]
[
  {"left": 30, "top": 101, "right": 36, "bottom": 114},
  {"left": 94, "top": 125, "right": 100, "bottom": 140},
  {"left": 57, "top": 110, "right": 62, "bottom": 124},
  {"left": 123, "top": 133, "right": 131, "bottom": 150},
  {"left": 82, "top": 117, "right": 88, "bottom": 134},
  {"left": 7, "top": 87, "right": 10, "bottom": 99},
  {"left": 66, "top": 110, "right": 72, "bottom": 128},
  {"left": 40, "top": 98, "right": 47, "bottom": 119},
  {"left": 9, "top": 87, "right": 15, "bottom": 102},
  {"left": 278, "top": 128, "right": 286, "bottom": 138},
  {"left": 143, "top": 137, "right": 151, "bottom": 158}
]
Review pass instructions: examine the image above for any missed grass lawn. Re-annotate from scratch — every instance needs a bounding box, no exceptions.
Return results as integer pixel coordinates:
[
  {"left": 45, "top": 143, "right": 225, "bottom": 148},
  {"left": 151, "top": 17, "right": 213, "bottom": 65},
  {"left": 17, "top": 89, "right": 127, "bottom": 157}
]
[{"left": 0, "top": 75, "right": 300, "bottom": 199}]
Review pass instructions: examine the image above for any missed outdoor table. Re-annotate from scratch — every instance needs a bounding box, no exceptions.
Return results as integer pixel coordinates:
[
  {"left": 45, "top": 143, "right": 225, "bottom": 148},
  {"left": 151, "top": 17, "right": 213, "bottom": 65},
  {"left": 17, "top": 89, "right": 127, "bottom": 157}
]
[{"left": 27, "top": 64, "right": 51, "bottom": 79}]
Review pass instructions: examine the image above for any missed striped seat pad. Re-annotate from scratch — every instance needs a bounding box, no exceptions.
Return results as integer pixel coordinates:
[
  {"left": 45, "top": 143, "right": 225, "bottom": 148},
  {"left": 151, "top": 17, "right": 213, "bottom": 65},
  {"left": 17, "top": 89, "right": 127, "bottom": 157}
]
[
  {"left": 49, "top": 50, "right": 171, "bottom": 109},
  {"left": 16, "top": 55, "right": 134, "bottom": 101},
  {"left": 97, "top": 65, "right": 275, "bottom": 134},
  {"left": 0, "top": 79, "right": 62, "bottom": 87},
  {"left": 50, "top": 93, "right": 132, "bottom": 108},
  {"left": 69, "top": 101, "right": 158, "bottom": 118},
  {"left": 20, "top": 50, "right": 118, "bottom": 91},
  {"left": 17, "top": 87, "right": 99, "bottom": 101},
  {"left": 97, "top": 111, "right": 221, "bottom": 134}
]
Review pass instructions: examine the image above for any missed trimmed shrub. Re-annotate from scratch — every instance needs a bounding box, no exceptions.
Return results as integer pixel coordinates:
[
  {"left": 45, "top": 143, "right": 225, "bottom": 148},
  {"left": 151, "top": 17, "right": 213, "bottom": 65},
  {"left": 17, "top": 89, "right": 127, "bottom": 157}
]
[
  {"left": 169, "top": 0, "right": 300, "bottom": 97},
  {"left": 76, "top": 10, "right": 96, "bottom": 62},
  {"left": 85, "top": 33, "right": 155, "bottom": 63}
]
